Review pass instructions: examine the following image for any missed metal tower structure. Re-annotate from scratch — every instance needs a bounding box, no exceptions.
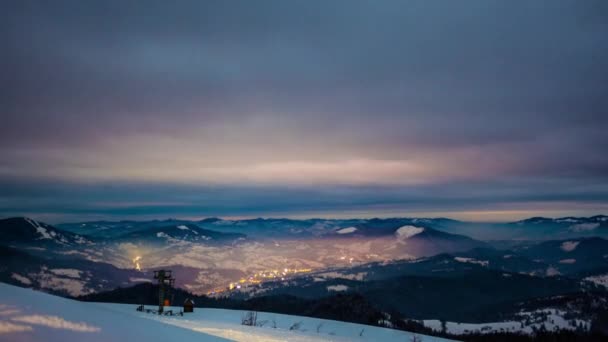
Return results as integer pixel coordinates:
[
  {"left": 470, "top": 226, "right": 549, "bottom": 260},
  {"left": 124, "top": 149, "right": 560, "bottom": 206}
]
[{"left": 153, "top": 270, "right": 175, "bottom": 314}]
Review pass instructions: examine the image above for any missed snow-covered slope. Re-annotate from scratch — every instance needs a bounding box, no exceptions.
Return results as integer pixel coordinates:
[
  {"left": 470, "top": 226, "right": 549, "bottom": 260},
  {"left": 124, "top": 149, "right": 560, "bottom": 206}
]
[
  {"left": 0, "top": 283, "right": 226, "bottom": 342},
  {"left": 424, "top": 308, "right": 590, "bottom": 335},
  {"left": 0, "top": 283, "right": 450, "bottom": 342},
  {"left": 336, "top": 227, "right": 358, "bottom": 234},
  {"left": 395, "top": 226, "right": 425, "bottom": 239},
  {"left": 0, "top": 217, "right": 91, "bottom": 246}
]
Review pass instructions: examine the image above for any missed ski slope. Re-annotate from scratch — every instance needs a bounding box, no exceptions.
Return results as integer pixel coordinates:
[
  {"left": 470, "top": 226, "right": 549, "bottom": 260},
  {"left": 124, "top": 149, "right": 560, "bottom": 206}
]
[{"left": 0, "top": 283, "right": 450, "bottom": 341}]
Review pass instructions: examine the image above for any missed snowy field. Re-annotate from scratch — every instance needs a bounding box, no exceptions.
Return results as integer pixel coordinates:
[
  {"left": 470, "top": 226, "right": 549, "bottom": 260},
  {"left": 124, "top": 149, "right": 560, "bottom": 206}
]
[{"left": 0, "top": 283, "right": 450, "bottom": 342}]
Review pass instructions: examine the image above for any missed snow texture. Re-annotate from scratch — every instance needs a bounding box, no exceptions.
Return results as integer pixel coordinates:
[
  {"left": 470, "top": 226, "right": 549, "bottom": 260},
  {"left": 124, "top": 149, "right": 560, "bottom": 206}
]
[
  {"left": 395, "top": 226, "right": 424, "bottom": 239},
  {"left": 584, "top": 274, "right": 608, "bottom": 289},
  {"left": 11, "top": 274, "right": 32, "bottom": 285},
  {"left": 569, "top": 223, "right": 599, "bottom": 232},
  {"left": 454, "top": 257, "right": 489, "bottom": 267},
  {"left": 560, "top": 241, "right": 580, "bottom": 252},
  {"left": 336, "top": 227, "right": 357, "bottom": 234},
  {"left": 25, "top": 218, "right": 52, "bottom": 240},
  {"left": 327, "top": 285, "right": 349, "bottom": 292},
  {"left": 0, "top": 283, "right": 450, "bottom": 342}
]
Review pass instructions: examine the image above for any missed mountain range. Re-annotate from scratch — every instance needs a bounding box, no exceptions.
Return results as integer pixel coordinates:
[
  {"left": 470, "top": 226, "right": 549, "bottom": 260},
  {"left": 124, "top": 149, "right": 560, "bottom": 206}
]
[{"left": 1, "top": 215, "right": 607, "bottom": 338}]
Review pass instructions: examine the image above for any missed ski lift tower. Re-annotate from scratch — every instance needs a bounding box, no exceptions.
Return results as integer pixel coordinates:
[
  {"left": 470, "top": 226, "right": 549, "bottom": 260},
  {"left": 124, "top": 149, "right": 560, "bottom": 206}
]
[{"left": 153, "top": 270, "right": 175, "bottom": 314}]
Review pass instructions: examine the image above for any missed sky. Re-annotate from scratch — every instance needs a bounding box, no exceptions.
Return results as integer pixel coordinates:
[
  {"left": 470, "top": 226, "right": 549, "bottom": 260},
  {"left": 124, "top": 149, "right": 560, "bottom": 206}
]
[{"left": 1, "top": 0, "right": 608, "bottom": 223}]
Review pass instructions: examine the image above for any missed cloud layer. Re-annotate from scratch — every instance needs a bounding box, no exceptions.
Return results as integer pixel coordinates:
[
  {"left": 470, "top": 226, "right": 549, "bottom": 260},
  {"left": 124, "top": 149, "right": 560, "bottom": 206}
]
[{"left": 1, "top": 1, "right": 607, "bottom": 221}]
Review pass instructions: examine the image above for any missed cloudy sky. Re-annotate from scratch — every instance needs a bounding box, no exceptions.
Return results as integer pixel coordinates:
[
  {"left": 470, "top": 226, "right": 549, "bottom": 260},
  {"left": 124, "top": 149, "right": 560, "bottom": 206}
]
[{"left": 2, "top": 0, "right": 607, "bottom": 223}]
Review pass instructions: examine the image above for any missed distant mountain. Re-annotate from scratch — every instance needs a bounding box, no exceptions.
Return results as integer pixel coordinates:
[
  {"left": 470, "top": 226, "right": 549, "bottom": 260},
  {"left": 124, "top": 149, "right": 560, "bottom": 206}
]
[
  {"left": 0, "top": 217, "right": 92, "bottom": 247},
  {"left": 297, "top": 241, "right": 606, "bottom": 281},
  {"left": 113, "top": 223, "right": 246, "bottom": 244},
  {"left": 301, "top": 253, "right": 494, "bottom": 283},
  {"left": 424, "top": 215, "right": 608, "bottom": 241},
  {"left": 328, "top": 224, "right": 484, "bottom": 257},
  {"left": 514, "top": 237, "right": 608, "bottom": 274},
  {"left": 57, "top": 217, "right": 464, "bottom": 240},
  {"left": 327, "top": 218, "right": 460, "bottom": 237},
  {"left": 513, "top": 215, "right": 608, "bottom": 226},
  {"left": 451, "top": 248, "right": 547, "bottom": 275},
  {"left": 506, "top": 216, "right": 608, "bottom": 238},
  {"left": 57, "top": 219, "right": 194, "bottom": 239},
  {"left": 395, "top": 226, "right": 488, "bottom": 256},
  {"left": 0, "top": 245, "right": 142, "bottom": 297},
  {"left": 8, "top": 215, "right": 608, "bottom": 298},
  {"left": 56, "top": 215, "right": 608, "bottom": 241}
]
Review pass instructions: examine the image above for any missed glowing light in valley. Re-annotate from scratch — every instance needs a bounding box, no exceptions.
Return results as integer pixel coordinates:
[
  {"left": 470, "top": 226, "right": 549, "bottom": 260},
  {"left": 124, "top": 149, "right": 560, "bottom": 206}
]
[
  {"left": 214, "top": 267, "right": 313, "bottom": 295},
  {"left": 133, "top": 256, "right": 142, "bottom": 271}
]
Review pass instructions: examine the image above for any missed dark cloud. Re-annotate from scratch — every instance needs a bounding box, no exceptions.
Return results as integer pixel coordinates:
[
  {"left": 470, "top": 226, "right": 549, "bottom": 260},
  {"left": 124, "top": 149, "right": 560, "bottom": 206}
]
[
  {"left": 1, "top": 0, "right": 607, "bottom": 221},
  {"left": 1, "top": 177, "right": 607, "bottom": 223}
]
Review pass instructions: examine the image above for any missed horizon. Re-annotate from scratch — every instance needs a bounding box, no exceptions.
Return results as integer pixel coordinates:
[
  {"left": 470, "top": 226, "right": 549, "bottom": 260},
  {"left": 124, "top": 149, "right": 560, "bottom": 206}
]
[{"left": 3, "top": 211, "right": 607, "bottom": 226}]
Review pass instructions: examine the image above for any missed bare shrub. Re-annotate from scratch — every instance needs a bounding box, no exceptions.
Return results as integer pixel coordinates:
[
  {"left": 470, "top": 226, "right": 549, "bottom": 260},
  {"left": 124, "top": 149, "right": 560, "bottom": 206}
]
[
  {"left": 410, "top": 334, "right": 423, "bottom": 342},
  {"left": 256, "top": 319, "right": 268, "bottom": 327},
  {"left": 241, "top": 311, "right": 257, "bottom": 326},
  {"left": 316, "top": 322, "right": 324, "bottom": 333},
  {"left": 289, "top": 321, "right": 303, "bottom": 331}
]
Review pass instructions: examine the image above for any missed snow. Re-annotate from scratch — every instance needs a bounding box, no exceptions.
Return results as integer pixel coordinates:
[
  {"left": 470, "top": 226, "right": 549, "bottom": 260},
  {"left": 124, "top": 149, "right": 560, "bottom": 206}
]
[
  {"left": 327, "top": 285, "right": 349, "bottom": 292},
  {"left": 559, "top": 259, "right": 576, "bottom": 264},
  {"left": 74, "top": 235, "right": 89, "bottom": 244},
  {"left": 556, "top": 218, "right": 578, "bottom": 223},
  {"left": 25, "top": 218, "right": 53, "bottom": 240},
  {"left": 22, "top": 267, "right": 92, "bottom": 296},
  {"left": 560, "top": 241, "right": 579, "bottom": 252},
  {"left": 454, "top": 257, "right": 489, "bottom": 267},
  {"left": 37, "top": 275, "right": 90, "bottom": 297},
  {"left": 569, "top": 223, "right": 599, "bottom": 232},
  {"left": 336, "top": 227, "right": 357, "bottom": 234},
  {"left": 101, "top": 305, "right": 450, "bottom": 342},
  {"left": 175, "top": 225, "right": 198, "bottom": 235},
  {"left": 0, "top": 283, "right": 225, "bottom": 341},
  {"left": 11, "top": 273, "right": 32, "bottom": 285},
  {"left": 395, "top": 226, "right": 424, "bottom": 239},
  {"left": 12, "top": 315, "right": 101, "bottom": 332},
  {"left": 546, "top": 266, "right": 561, "bottom": 276},
  {"left": 0, "top": 321, "right": 34, "bottom": 333},
  {"left": 424, "top": 309, "right": 590, "bottom": 335},
  {"left": 584, "top": 274, "right": 608, "bottom": 289},
  {"left": 0, "top": 283, "right": 450, "bottom": 342},
  {"left": 50, "top": 269, "right": 82, "bottom": 278}
]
